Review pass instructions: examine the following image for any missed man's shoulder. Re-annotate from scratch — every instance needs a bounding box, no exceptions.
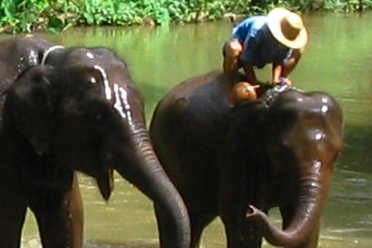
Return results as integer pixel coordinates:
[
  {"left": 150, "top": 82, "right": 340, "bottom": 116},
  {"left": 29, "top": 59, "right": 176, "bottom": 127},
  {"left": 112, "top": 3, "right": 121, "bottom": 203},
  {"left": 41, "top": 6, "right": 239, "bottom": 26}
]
[
  {"left": 236, "top": 16, "right": 267, "bottom": 30},
  {"left": 233, "top": 16, "right": 267, "bottom": 39}
]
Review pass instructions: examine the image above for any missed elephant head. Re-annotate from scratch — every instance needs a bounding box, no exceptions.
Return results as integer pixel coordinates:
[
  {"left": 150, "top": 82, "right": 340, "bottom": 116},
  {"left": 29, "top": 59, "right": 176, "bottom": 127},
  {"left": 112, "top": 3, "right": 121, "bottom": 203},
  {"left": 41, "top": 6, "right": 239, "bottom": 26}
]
[
  {"left": 4, "top": 47, "right": 190, "bottom": 247},
  {"left": 238, "top": 88, "right": 344, "bottom": 247}
]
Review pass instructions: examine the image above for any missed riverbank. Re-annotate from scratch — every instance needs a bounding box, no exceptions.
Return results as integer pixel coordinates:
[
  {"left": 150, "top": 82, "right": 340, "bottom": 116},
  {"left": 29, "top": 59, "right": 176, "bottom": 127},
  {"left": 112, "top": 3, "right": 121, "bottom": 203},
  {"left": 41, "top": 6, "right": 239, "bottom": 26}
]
[{"left": 0, "top": 0, "right": 371, "bottom": 34}]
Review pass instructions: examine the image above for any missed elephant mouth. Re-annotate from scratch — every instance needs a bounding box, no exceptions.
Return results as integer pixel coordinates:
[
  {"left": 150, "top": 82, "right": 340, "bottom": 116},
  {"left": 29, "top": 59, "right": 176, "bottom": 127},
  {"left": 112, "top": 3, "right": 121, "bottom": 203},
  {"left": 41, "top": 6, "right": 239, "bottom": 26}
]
[{"left": 246, "top": 205, "right": 255, "bottom": 215}]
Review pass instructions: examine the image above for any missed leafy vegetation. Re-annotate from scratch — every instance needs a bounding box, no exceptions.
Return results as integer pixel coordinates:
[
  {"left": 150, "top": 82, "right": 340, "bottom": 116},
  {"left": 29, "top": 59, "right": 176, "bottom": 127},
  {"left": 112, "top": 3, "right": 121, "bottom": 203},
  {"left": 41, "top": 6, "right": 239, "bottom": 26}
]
[{"left": 1, "top": 0, "right": 372, "bottom": 33}]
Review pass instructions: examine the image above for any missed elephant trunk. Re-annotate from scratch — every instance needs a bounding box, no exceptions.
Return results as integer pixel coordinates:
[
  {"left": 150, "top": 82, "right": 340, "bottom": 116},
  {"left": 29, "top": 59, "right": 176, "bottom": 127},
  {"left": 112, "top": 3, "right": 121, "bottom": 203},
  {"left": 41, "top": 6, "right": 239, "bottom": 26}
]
[
  {"left": 116, "top": 126, "right": 190, "bottom": 248},
  {"left": 247, "top": 163, "right": 330, "bottom": 247}
]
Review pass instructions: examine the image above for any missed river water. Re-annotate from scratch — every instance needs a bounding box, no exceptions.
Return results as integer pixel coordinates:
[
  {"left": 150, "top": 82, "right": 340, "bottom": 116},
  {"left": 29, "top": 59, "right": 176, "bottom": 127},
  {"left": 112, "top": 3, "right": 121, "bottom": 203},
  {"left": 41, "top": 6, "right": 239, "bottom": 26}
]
[{"left": 1, "top": 10, "right": 372, "bottom": 248}]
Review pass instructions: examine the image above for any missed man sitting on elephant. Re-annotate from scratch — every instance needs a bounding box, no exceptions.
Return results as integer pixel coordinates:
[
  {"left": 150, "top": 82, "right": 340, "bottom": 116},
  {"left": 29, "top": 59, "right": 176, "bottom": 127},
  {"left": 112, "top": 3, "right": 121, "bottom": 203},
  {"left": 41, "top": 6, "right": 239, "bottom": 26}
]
[{"left": 222, "top": 7, "right": 308, "bottom": 105}]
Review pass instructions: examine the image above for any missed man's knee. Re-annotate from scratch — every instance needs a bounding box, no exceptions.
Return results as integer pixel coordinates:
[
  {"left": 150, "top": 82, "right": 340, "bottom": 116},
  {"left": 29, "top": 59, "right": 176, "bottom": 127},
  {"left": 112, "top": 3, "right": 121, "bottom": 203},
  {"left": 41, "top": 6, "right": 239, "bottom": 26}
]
[
  {"left": 224, "top": 40, "right": 243, "bottom": 58},
  {"left": 282, "top": 49, "right": 303, "bottom": 76},
  {"left": 289, "top": 49, "right": 302, "bottom": 64}
]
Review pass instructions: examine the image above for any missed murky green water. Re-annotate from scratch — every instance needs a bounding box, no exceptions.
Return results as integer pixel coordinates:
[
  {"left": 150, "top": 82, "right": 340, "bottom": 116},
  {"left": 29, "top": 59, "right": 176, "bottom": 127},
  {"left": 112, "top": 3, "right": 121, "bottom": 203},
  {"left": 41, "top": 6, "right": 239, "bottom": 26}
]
[{"left": 2, "top": 10, "right": 372, "bottom": 248}]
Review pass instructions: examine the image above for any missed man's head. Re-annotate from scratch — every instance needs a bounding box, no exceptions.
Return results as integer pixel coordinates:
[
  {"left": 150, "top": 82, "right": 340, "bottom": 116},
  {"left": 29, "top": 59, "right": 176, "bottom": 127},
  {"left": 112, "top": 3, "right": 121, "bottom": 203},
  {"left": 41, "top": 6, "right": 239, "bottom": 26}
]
[
  {"left": 232, "top": 82, "right": 258, "bottom": 105},
  {"left": 267, "top": 8, "right": 308, "bottom": 49}
]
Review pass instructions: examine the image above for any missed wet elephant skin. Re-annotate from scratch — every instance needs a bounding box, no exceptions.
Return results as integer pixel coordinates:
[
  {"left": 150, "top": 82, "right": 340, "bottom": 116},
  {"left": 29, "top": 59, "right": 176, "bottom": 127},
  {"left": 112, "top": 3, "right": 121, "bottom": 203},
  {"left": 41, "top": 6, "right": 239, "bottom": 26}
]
[
  {"left": 0, "top": 35, "right": 54, "bottom": 91},
  {"left": 0, "top": 36, "right": 76, "bottom": 248},
  {"left": 150, "top": 70, "right": 344, "bottom": 248},
  {"left": 0, "top": 40, "right": 190, "bottom": 248}
]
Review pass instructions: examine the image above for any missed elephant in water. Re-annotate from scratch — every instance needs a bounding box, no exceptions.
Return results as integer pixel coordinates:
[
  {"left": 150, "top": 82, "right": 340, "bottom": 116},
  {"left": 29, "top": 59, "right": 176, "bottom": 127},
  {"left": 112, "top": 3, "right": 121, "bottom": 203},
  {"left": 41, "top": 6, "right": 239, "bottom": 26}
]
[
  {"left": 0, "top": 35, "right": 54, "bottom": 117},
  {"left": 150, "top": 71, "right": 344, "bottom": 248},
  {"left": 0, "top": 35, "right": 54, "bottom": 90},
  {"left": 0, "top": 41, "right": 190, "bottom": 248}
]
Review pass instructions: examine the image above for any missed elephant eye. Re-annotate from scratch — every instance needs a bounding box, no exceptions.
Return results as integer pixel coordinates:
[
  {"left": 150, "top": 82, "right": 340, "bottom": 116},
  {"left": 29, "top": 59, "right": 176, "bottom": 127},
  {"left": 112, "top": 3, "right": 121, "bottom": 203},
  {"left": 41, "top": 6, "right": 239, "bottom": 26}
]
[
  {"left": 83, "top": 74, "right": 102, "bottom": 91},
  {"left": 89, "top": 76, "right": 97, "bottom": 84}
]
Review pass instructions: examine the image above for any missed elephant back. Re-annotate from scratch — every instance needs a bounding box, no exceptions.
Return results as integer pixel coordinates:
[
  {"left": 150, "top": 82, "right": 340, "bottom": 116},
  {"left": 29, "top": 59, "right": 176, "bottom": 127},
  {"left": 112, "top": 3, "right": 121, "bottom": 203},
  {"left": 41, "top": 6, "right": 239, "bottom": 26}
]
[{"left": 151, "top": 70, "right": 231, "bottom": 147}]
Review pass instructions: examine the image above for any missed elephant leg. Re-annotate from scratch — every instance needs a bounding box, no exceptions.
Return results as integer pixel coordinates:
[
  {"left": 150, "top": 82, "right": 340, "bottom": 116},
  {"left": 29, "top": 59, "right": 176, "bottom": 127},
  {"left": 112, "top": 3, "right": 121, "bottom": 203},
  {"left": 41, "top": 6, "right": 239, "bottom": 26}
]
[
  {"left": 155, "top": 203, "right": 215, "bottom": 248},
  {"left": 189, "top": 210, "right": 216, "bottom": 248},
  {"left": 30, "top": 173, "right": 84, "bottom": 248},
  {"left": 221, "top": 213, "right": 262, "bottom": 248},
  {"left": 280, "top": 205, "right": 320, "bottom": 248},
  {"left": 219, "top": 168, "right": 262, "bottom": 247},
  {"left": 0, "top": 191, "right": 27, "bottom": 248}
]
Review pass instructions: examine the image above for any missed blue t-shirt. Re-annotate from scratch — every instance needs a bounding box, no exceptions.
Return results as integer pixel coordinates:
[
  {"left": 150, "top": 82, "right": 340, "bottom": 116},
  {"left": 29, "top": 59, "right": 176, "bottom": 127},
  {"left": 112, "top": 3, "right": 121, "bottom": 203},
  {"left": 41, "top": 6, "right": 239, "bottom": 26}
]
[{"left": 231, "top": 16, "right": 292, "bottom": 68}]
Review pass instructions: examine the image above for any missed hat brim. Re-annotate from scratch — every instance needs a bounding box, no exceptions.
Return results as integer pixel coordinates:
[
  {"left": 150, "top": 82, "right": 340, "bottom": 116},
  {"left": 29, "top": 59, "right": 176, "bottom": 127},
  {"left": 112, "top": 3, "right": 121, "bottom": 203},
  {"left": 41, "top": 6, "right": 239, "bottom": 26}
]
[{"left": 267, "top": 8, "right": 308, "bottom": 49}]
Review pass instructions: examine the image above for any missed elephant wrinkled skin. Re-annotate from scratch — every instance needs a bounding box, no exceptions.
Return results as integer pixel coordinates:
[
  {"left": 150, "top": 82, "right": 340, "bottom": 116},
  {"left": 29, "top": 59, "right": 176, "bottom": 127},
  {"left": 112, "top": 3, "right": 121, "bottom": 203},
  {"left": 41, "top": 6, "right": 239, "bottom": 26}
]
[
  {"left": 0, "top": 38, "right": 190, "bottom": 248},
  {"left": 150, "top": 71, "right": 343, "bottom": 248}
]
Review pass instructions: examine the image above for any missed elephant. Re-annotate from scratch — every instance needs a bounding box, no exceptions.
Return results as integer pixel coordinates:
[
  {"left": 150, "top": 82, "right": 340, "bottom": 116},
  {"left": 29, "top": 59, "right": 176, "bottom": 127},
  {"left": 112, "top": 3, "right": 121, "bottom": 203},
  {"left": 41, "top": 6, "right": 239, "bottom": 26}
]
[
  {"left": 0, "top": 35, "right": 54, "bottom": 91},
  {"left": 0, "top": 44, "right": 190, "bottom": 248},
  {"left": 0, "top": 35, "right": 54, "bottom": 120},
  {"left": 149, "top": 70, "right": 344, "bottom": 248}
]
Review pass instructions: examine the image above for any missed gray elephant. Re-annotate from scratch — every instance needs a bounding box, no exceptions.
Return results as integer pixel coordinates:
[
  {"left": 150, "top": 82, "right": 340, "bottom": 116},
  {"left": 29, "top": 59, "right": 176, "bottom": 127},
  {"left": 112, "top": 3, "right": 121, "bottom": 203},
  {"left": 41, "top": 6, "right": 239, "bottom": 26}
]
[
  {"left": 0, "top": 41, "right": 190, "bottom": 248},
  {"left": 150, "top": 71, "right": 344, "bottom": 248}
]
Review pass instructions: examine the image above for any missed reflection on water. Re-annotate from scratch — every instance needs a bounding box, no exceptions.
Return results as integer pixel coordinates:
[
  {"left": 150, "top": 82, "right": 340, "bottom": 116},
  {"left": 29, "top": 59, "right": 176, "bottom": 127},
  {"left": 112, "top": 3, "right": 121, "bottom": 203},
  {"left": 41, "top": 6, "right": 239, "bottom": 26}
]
[
  {"left": 7, "top": 10, "right": 372, "bottom": 248},
  {"left": 321, "top": 168, "right": 372, "bottom": 248},
  {"left": 21, "top": 168, "right": 372, "bottom": 248}
]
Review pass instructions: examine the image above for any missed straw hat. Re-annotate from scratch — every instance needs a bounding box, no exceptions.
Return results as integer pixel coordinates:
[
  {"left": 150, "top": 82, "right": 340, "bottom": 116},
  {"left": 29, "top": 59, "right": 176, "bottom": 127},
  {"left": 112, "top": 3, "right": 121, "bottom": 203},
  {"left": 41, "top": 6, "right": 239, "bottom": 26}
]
[{"left": 267, "top": 8, "right": 308, "bottom": 49}]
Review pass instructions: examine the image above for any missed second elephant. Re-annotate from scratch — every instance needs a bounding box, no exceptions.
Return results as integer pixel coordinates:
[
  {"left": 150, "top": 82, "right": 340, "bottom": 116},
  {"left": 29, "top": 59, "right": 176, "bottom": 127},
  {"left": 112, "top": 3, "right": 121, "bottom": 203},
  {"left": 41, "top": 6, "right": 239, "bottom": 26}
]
[
  {"left": 0, "top": 35, "right": 53, "bottom": 90},
  {"left": 150, "top": 71, "right": 344, "bottom": 248}
]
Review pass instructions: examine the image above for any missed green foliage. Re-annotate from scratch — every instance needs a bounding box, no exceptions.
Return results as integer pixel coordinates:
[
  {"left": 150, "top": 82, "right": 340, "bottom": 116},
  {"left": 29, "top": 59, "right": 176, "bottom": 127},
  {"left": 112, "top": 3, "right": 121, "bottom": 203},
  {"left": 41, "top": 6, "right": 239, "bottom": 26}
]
[
  {"left": 324, "top": 0, "right": 372, "bottom": 11},
  {"left": 1, "top": 0, "right": 372, "bottom": 33},
  {"left": 0, "top": 0, "right": 79, "bottom": 33}
]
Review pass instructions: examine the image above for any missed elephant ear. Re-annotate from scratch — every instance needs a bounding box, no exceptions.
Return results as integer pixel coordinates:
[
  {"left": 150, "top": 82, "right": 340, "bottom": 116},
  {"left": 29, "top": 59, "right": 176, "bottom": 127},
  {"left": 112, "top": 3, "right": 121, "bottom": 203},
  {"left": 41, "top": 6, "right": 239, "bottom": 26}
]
[{"left": 5, "top": 65, "right": 57, "bottom": 155}]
